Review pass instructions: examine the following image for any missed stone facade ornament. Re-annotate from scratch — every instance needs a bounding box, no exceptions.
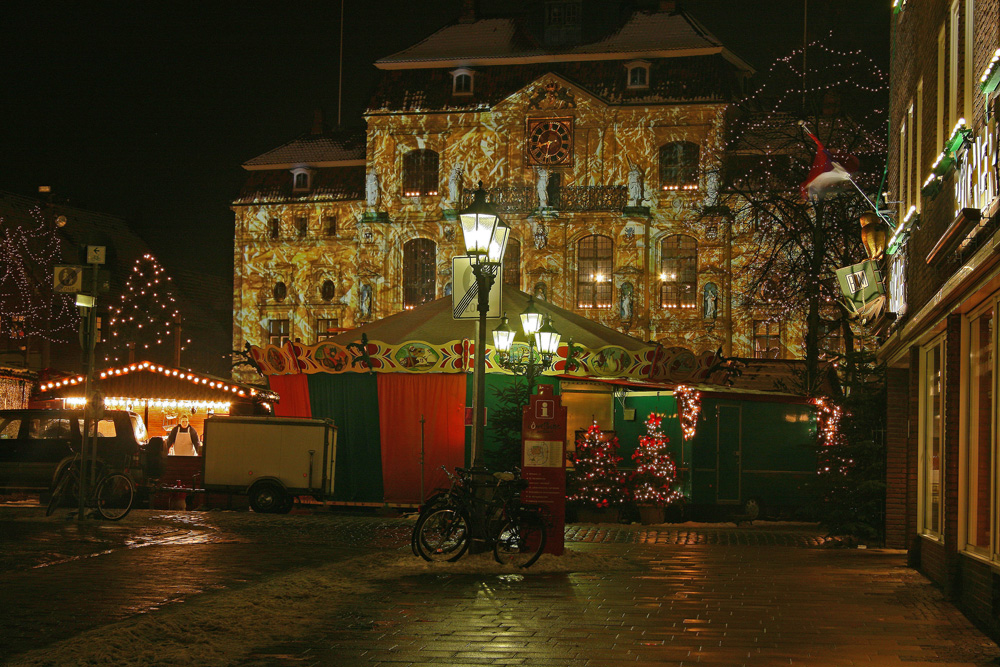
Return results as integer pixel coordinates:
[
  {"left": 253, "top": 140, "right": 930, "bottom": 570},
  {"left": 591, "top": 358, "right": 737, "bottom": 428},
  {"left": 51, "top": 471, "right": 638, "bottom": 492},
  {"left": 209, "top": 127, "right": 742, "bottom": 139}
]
[
  {"left": 365, "top": 170, "right": 380, "bottom": 208},
  {"left": 535, "top": 166, "right": 550, "bottom": 209},
  {"left": 448, "top": 163, "right": 463, "bottom": 204},
  {"left": 627, "top": 160, "right": 644, "bottom": 207}
]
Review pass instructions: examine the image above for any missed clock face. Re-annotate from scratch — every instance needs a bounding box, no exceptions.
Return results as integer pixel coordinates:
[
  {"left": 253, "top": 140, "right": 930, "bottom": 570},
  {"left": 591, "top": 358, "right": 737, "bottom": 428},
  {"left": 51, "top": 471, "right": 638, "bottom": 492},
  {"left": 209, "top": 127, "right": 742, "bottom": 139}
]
[{"left": 527, "top": 119, "right": 573, "bottom": 165}]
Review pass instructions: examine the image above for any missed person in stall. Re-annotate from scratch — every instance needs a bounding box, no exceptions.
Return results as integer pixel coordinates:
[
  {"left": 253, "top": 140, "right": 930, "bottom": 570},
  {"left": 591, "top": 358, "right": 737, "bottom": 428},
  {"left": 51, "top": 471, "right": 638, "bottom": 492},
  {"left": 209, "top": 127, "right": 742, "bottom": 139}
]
[{"left": 166, "top": 413, "right": 201, "bottom": 456}]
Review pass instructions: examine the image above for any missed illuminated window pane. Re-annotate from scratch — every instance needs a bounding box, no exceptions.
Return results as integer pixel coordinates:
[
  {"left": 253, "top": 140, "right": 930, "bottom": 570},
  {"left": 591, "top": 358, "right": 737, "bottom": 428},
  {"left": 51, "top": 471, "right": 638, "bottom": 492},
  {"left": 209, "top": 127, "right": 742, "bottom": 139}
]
[
  {"left": 576, "top": 235, "right": 613, "bottom": 309},
  {"left": 267, "top": 319, "right": 289, "bottom": 347},
  {"left": 660, "top": 235, "right": 697, "bottom": 308},
  {"left": 402, "top": 150, "right": 439, "bottom": 197},
  {"left": 659, "top": 141, "right": 700, "bottom": 189},
  {"left": 753, "top": 320, "right": 781, "bottom": 359},
  {"left": 403, "top": 238, "right": 436, "bottom": 308},
  {"left": 316, "top": 318, "right": 339, "bottom": 343},
  {"left": 968, "top": 310, "right": 992, "bottom": 550}
]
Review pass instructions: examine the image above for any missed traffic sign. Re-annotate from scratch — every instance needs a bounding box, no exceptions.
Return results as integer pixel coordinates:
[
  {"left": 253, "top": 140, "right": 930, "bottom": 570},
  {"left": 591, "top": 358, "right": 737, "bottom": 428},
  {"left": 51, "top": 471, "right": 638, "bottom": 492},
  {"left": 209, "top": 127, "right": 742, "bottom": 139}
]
[
  {"left": 54, "top": 265, "right": 84, "bottom": 293},
  {"left": 452, "top": 256, "right": 501, "bottom": 320}
]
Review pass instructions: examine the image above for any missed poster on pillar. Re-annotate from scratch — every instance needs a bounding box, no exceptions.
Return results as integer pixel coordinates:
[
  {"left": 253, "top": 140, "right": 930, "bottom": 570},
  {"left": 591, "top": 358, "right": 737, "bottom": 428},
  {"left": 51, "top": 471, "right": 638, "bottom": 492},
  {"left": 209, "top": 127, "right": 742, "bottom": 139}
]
[{"left": 521, "top": 383, "right": 566, "bottom": 556}]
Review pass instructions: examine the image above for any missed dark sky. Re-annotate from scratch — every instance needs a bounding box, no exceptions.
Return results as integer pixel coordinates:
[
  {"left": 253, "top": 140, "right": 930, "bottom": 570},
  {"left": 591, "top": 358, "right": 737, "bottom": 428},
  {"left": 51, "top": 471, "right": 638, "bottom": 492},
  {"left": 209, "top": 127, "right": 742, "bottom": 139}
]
[{"left": 1, "top": 1, "right": 888, "bottom": 280}]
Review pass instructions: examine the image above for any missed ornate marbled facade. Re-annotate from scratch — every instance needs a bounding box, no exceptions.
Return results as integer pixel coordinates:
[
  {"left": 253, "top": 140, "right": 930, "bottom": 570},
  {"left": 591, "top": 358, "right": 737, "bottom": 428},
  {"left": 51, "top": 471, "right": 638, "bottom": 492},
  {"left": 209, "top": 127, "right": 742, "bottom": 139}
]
[{"left": 232, "top": 4, "right": 804, "bottom": 376}]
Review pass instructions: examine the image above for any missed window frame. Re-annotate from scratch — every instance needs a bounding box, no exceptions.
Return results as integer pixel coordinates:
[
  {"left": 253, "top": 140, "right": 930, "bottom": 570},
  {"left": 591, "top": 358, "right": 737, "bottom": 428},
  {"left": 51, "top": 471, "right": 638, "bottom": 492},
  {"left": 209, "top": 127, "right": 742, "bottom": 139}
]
[
  {"left": 267, "top": 319, "right": 290, "bottom": 347},
  {"left": 659, "top": 141, "right": 700, "bottom": 191},
  {"left": 752, "top": 319, "right": 782, "bottom": 359},
  {"left": 919, "top": 334, "right": 946, "bottom": 540},
  {"left": 659, "top": 234, "right": 698, "bottom": 309},
  {"left": 315, "top": 318, "right": 340, "bottom": 343},
  {"left": 503, "top": 238, "right": 521, "bottom": 289},
  {"left": 451, "top": 68, "right": 474, "bottom": 96},
  {"left": 402, "top": 149, "right": 440, "bottom": 197},
  {"left": 576, "top": 234, "right": 614, "bottom": 310},
  {"left": 625, "top": 60, "right": 650, "bottom": 89},
  {"left": 962, "top": 300, "right": 996, "bottom": 558},
  {"left": 403, "top": 238, "right": 437, "bottom": 309}
]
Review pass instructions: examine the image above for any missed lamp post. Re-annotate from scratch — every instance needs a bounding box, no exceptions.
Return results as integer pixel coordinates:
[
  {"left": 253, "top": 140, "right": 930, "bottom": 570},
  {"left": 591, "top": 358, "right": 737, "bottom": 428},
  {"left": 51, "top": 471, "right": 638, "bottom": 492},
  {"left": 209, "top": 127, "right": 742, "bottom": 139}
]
[
  {"left": 458, "top": 183, "right": 509, "bottom": 469},
  {"left": 491, "top": 296, "right": 562, "bottom": 394}
]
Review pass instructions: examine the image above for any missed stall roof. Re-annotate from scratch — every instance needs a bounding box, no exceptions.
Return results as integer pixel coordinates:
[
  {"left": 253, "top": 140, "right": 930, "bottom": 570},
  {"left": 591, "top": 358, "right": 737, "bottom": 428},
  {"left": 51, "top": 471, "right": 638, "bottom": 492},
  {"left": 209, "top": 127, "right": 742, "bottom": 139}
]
[
  {"left": 328, "top": 288, "right": 649, "bottom": 351},
  {"left": 35, "top": 361, "right": 278, "bottom": 403}
]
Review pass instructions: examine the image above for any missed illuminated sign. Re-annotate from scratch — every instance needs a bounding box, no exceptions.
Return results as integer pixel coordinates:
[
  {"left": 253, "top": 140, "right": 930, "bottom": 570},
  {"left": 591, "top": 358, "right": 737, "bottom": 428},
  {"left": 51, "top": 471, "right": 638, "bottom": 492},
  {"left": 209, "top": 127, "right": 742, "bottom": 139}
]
[
  {"left": 955, "top": 123, "right": 997, "bottom": 218},
  {"left": 888, "top": 248, "right": 907, "bottom": 316}
]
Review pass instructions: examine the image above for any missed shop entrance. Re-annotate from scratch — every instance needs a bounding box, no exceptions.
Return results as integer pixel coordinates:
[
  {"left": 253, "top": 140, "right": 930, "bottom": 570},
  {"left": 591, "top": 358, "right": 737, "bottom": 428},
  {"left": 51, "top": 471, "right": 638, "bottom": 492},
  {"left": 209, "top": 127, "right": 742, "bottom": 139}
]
[{"left": 716, "top": 405, "right": 741, "bottom": 503}]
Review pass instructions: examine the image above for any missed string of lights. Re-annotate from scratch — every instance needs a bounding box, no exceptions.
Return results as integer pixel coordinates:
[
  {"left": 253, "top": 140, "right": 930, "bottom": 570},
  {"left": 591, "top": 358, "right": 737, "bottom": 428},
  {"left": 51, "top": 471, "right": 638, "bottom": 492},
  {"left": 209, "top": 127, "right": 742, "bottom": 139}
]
[
  {"left": 674, "top": 385, "right": 702, "bottom": 441},
  {"left": 567, "top": 420, "right": 627, "bottom": 509},
  {"left": 0, "top": 205, "right": 78, "bottom": 345},
  {"left": 103, "top": 254, "right": 188, "bottom": 364},
  {"left": 630, "top": 412, "right": 684, "bottom": 506}
]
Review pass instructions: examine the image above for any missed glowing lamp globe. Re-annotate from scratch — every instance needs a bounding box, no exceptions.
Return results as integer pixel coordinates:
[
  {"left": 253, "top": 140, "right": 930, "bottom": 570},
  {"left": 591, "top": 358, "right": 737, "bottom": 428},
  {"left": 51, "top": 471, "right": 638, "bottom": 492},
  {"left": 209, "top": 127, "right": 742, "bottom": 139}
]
[
  {"left": 535, "top": 316, "right": 561, "bottom": 356},
  {"left": 520, "top": 296, "right": 543, "bottom": 336},
  {"left": 492, "top": 314, "right": 515, "bottom": 353},
  {"left": 459, "top": 182, "right": 500, "bottom": 256}
]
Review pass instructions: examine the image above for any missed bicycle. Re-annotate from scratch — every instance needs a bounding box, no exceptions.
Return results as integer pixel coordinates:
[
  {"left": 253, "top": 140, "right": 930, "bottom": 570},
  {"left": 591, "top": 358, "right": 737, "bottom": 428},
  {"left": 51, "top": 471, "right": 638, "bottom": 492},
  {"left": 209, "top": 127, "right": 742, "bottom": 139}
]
[
  {"left": 413, "top": 467, "right": 547, "bottom": 568},
  {"left": 46, "top": 454, "right": 135, "bottom": 521}
]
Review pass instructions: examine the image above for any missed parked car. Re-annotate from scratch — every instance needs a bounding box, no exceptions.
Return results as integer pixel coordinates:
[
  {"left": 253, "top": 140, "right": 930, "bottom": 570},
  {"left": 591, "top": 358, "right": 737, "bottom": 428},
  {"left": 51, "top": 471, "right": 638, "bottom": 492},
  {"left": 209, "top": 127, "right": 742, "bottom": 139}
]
[{"left": 0, "top": 409, "right": 163, "bottom": 491}]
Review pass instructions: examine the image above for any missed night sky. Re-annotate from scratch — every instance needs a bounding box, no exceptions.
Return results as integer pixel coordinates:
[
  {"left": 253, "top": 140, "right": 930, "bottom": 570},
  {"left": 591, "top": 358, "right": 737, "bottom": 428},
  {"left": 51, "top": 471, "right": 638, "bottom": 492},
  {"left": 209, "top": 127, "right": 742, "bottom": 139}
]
[{"left": 1, "top": 1, "right": 888, "bottom": 281}]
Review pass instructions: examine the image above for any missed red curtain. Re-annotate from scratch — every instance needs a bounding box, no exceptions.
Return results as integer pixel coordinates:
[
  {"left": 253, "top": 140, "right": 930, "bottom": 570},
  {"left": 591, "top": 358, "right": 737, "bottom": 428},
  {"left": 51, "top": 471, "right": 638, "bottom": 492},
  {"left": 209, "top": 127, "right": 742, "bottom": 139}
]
[
  {"left": 268, "top": 374, "right": 312, "bottom": 418},
  {"left": 377, "top": 374, "right": 466, "bottom": 504}
]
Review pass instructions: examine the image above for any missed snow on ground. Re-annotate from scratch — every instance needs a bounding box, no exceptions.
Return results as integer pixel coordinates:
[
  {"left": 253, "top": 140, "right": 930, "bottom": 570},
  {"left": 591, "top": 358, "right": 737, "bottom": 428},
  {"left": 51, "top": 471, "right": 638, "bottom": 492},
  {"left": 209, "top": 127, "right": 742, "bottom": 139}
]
[{"left": 7, "top": 547, "right": 634, "bottom": 667}]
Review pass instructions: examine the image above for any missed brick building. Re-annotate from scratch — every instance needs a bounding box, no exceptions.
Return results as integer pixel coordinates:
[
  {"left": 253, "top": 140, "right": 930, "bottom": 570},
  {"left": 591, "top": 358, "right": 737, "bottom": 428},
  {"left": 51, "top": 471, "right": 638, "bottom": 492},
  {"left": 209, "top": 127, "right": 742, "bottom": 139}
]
[
  {"left": 881, "top": 0, "right": 1000, "bottom": 638},
  {"left": 230, "top": 1, "right": 821, "bottom": 381}
]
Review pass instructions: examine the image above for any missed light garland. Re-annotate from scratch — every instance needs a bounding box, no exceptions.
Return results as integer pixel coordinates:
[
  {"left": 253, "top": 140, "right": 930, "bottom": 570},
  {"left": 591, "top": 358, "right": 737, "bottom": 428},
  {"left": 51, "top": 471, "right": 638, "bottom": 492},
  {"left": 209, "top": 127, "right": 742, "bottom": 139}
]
[
  {"left": 630, "top": 412, "right": 684, "bottom": 506},
  {"left": 103, "top": 254, "right": 187, "bottom": 364},
  {"left": 567, "top": 420, "right": 627, "bottom": 509},
  {"left": 674, "top": 385, "right": 701, "bottom": 441},
  {"left": 64, "top": 396, "right": 232, "bottom": 412},
  {"left": 0, "top": 205, "right": 79, "bottom": 345},
  {"left": 39, "top": 360, "right": 250, "bottom": 397},
  {"left": 980, "top": 48, "right": 1000, "bottom": 93},
  {"left": 813, "top": 397, "right": 843, "bottom": 450}
]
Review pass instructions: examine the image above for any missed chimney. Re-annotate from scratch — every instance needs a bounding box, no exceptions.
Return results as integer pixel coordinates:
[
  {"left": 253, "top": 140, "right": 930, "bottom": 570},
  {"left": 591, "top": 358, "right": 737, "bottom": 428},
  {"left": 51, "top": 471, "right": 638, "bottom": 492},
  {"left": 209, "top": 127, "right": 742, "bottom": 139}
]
[
  {"left": 311, "top": 109, "right": 324, "bottom": 135},
  {"left": 459, "top": 0, "right": 476, "bottom": 23}
]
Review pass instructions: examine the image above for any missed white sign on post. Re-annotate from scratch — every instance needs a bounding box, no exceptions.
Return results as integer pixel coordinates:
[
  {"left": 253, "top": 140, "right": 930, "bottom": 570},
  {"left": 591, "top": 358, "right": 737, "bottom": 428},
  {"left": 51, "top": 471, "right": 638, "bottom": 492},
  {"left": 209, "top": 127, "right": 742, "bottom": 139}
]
[{"left": 452, "top": 256, "right": 502, "bottom": 320}]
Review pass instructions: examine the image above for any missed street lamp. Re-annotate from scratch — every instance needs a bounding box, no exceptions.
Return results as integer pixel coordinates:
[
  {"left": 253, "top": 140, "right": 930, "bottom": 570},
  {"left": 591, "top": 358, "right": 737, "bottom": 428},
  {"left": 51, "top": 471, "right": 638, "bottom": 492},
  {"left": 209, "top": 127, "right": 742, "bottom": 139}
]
[
  {"left": 492, "top": 296, "right": 562, "bottom": 393},
  {"left": 459, "top": 182, "right": 508, "bottom": 468}
]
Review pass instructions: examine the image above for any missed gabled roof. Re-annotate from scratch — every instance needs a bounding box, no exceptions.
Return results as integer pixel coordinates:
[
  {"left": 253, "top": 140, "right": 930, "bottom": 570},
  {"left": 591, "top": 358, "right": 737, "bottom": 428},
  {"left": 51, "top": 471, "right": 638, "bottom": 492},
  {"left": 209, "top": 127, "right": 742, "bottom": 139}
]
[
  {"left": 243, "top": 130, "right": 366, "bottom": 170},
  {"left": 368, "top": 55, "right": 739, "bottom": 113},
  {"left": 376, "top": 10, "right": 752, "bottom": 73},
  {"left": 327, "top": 288, "right": 649, "bottom": 352},
  {"left": 232, "top": 166, "right": 366, "bottom": 205}
]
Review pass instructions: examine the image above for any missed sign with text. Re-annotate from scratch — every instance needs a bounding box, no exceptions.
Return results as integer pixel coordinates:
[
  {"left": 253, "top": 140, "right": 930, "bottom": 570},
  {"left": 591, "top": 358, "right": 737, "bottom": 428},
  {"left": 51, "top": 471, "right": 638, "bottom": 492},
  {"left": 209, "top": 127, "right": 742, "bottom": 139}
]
[
  {"left": 452, "top": 256, "right": 501, "bottom": 320},
  {"left": 521, "top": 383, "right": 566, "bottom": 556}
]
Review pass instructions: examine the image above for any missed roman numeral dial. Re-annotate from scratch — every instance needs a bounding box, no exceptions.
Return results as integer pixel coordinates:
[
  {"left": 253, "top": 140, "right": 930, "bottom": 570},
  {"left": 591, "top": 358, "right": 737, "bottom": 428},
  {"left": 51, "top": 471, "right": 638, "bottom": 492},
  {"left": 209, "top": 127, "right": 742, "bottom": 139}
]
[{"left": 527, "top": 119, "right": 573, "bottom": 165}]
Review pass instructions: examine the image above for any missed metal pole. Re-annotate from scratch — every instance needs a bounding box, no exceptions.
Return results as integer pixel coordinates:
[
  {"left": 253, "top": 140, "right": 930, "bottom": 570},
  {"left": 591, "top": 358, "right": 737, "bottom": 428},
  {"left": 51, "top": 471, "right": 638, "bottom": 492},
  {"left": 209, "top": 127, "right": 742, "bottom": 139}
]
[
  {"left": 79, "top": 266, "right": 99, "bottom": 521},
  {"left": 471, "top": 263, "right": 494, "bottom": 469}
]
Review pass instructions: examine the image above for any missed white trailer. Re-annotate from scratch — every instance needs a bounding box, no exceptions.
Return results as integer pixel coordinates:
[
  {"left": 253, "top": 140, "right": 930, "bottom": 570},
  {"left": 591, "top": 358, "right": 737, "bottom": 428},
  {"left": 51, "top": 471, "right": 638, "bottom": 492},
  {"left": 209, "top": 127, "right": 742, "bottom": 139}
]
[{"left": 202, "top": 415, "right": 337, "bottom": 513}]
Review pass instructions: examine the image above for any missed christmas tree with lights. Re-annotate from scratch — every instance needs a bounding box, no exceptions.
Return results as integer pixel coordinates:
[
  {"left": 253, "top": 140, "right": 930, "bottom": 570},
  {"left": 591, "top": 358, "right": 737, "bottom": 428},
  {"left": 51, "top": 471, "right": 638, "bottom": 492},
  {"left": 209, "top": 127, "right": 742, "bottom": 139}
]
[
  {"left": 567, "top": 420, "right": 627, "bottom": 510},
  {"left": 104, "top": 254, "right": 185, "bottom": 365},
  {"left": 0, "top": 206, "right": 78, "bottom": 353},
  {"left": 630, "top": 412, "right": 682, "bottom": 507}
]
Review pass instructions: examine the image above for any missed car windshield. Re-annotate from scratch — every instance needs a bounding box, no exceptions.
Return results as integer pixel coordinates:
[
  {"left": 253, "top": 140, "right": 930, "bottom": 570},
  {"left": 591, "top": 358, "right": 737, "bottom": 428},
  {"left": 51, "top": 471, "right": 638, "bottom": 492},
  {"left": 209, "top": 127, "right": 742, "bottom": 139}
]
[{"left": 130, "top": 414, "right": 148, "bottom": 442}]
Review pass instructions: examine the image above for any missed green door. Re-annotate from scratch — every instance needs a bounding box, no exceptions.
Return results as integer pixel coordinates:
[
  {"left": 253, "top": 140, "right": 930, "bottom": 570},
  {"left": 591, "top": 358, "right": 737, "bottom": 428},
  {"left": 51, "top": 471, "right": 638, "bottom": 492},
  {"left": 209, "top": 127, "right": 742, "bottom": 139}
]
[{"left": 717, "top": 405, "right": 741, "bottom": 503}]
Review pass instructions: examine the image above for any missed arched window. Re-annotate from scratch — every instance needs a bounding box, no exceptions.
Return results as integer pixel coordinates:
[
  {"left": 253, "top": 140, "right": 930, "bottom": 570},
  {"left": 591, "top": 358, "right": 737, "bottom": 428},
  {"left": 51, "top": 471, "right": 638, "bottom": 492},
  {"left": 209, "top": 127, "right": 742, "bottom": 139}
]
[
  {"left": 451, "top": 68, "right": 474, "bottom": 95},
  {"left": 403, "top": 238, "right": 436, "bottom": 309},
  {"left": 660, "top": 235, "right": 697, "bottom": 308},
  {"left": 402, "top": 149, "right": 439, "bottom": 197},
  {"left": 295, "top": 172, "right": 308, "bottom": 189},
  {"left": 659, "top": 141, "right": 700, "bottom": 190},
  {"left": 577, "top": 235, "right": 613, "bottom": 309},
  {"left": 626, "top": 61, "right": 650, "bottom": 89},
  {"left": 503, "top": 238, "right": 521, "bottom": 288}
]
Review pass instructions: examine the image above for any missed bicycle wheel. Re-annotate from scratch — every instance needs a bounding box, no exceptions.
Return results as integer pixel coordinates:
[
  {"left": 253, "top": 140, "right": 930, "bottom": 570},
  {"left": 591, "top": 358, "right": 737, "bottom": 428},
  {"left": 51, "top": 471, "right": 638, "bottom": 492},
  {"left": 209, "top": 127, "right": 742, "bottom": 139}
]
[
  {"left": 414, "top": 507, "right": 471, "bottom": 562},
  {"left": 411, "top": 493, "right": 452, "bottom": 556},
  {"left": 494, "top": 512, "right": 547, "bottom": 568},
  {"left": 46, "top": 467, "right": 75, "bottom": 517},
  {"left": 95, "top": 472, "right": 134, "bottom": 521}
]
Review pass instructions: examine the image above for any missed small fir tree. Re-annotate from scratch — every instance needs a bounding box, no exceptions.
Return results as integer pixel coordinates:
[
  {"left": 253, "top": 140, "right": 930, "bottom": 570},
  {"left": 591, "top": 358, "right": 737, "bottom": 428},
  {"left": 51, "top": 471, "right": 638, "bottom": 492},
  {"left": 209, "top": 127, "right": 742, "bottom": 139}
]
[
  {"left": 567, "top": 420, "right": 627, "bottom": 509},
  {"left": 104, "top": 254, "right": 184, "bottom": 365},
  {"left": 630, "top": 412, "right": 683, "bottom": 507}
]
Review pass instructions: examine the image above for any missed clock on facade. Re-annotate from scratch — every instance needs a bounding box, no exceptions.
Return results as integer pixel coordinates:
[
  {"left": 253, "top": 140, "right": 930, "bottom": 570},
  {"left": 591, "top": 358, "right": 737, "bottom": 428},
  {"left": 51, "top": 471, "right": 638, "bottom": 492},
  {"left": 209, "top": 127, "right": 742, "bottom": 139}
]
[{"left": 526, "top": 118, "right": 573, "bottom": 165}]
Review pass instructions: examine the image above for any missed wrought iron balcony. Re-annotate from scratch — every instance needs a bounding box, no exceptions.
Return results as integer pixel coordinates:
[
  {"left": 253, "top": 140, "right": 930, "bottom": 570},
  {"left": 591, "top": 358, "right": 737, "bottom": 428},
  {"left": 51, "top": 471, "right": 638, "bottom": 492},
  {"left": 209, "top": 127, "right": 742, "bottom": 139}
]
[{"left": 460, "top": 185, "right": 627, "bottom": 214}]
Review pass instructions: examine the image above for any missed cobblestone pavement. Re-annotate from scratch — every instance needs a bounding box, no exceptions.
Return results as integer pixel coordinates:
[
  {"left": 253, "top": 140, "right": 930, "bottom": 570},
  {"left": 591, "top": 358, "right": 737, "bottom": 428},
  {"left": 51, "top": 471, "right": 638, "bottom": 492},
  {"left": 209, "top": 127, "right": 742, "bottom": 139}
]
[{"left": 1, "top": 505, "right": 998, "bottom": 666}]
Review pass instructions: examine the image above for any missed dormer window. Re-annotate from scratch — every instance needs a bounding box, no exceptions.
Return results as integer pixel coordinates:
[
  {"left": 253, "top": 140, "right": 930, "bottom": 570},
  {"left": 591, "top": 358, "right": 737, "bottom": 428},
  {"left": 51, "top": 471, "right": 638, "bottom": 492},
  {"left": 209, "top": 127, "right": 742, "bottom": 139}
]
[
  {"left": 451, "top": 68, "right": 474, "bottom": 96},
  {"left": 291, "top": 167, "right": 314, "bottom": 193},
  {"left": 626, "top": 60, "right": 651, "bottom": 89}
]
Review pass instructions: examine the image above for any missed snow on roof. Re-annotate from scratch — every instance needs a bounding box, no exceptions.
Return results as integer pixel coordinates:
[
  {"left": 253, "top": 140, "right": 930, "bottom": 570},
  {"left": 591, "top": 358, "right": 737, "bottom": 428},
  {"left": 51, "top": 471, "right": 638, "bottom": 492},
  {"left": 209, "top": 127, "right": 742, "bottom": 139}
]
[
  {"left": 243, "top": 131, "right": 366, "bottom": 169},
  {"left": 376, "top": 10, "right": 749, "bottom": 72}
]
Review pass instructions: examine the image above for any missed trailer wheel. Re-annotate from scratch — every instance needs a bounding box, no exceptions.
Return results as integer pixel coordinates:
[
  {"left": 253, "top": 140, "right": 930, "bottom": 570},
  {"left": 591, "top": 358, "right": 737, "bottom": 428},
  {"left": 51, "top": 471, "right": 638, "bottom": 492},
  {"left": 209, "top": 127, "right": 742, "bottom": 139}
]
[
  {"left": 249, "top": 482, "right": 287, "bottom": 514},
  {"left": 276, "top": 494, "right": 295, "bottom": 514}
]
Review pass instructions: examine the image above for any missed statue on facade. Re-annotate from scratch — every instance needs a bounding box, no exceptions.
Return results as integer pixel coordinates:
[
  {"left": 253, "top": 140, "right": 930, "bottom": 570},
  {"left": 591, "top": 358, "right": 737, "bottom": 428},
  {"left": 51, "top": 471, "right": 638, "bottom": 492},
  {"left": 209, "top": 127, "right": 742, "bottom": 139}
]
[
  {"left": 358, "top": 283, "right": 373, "bottom": 319},
  {"left": 703, "top": 282, "right": 719, "bottom": 320},
  {"left": 448, "top": 163, "right": 463, "bottom": 204},
  {"left": 365, "top": 170, "right": 380, "bottom": 208},
  {"left": 626, "top": 159, "right": 644, "bottom": 207},
  {"left": 535, "top": 166, "right": 550, "bottom": 209},
  {"left": 619, "top": 282, "right": 634, "bottom": 322}
]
